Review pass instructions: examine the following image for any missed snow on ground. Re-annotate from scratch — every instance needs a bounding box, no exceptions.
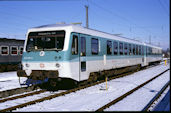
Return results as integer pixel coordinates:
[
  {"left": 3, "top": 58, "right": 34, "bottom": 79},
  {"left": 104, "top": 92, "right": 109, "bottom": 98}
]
[
  {"left": 0, "top": 72, "right": 26, "bottom": 91},
  {"left": 13, "top": 64, "right": 169, "bottom": 111},
  {"left": 104, "top": 71, "right": 170, "bottom": 111},
  {"left": 0, "top": 90, "right": 65, "bottom": 110}
]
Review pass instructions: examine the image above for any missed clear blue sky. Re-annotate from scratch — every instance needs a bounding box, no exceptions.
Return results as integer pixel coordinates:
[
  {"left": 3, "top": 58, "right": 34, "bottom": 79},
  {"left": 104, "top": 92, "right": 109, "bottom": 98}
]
[{"left": 0, "top": 0, "right": 170, "bottom": 50}]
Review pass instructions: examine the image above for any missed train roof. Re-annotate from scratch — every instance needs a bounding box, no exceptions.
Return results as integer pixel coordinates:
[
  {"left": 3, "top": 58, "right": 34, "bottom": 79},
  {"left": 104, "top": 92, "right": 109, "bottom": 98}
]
[
  {"left": 28, "top": 24, "right": 162, "bottom": 49},
  {"left": 0, "top": 38, "right": 24, "bottom": 42}
]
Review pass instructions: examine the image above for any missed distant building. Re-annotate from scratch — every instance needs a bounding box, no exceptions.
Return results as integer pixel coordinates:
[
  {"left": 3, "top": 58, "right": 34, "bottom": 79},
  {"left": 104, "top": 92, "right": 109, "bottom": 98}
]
[{"left": 162, "top": 48, "right": 170, "bottom": 58}]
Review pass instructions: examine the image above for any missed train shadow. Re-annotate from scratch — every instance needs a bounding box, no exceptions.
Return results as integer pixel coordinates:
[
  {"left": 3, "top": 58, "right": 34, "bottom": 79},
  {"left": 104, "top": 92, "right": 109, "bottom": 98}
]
[{"left": 38, "top": 80, "right": 78, "bottom": 91}]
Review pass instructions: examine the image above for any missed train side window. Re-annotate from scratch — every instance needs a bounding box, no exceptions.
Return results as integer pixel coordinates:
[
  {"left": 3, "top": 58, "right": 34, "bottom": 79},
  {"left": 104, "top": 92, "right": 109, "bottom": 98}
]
[
  {"left": 71, "top": 35, "right": 78, "bottom": 55},
  {"left": 136, "top": 45, "right": 138, "bottom": 55},
  {"left": 133, "top": 44, "right": 135, "bottom": 55},
  {"left": 142, "top": 46, "right": 144, "bottom": 55},
  {"left": 1, "top": 46, "right": 9, "bottom": 55},
  {"left": 124, "top": 43, "right": 128, "bottom": 55},
  {"left": 11, "top": 46, "right": 18, "bottom": 55},
  {"left": 107, "top": 40, "right": 112, "bottom": 55},
  {"left": 139, "top": 45, "right": 141, "bottom": 55},
  {"left": 146, "top": 47, "right": 149, "bottom": 55},
  {"left": 119, "top": 42, "right": 123, "bottom": 55},
  {"left": 148, "top": 47, "right": 151, "bottom": 55},
  {"left": 113, "top": 41, "right": 118, "bottom": 55},
  {"left": 81, "top": 37, "right": 86, "bottom": 56},
  {"left": 91, "top": 38, "right": 98, "bottom": 55},
  {"left": 20, "top": 46, "right": 23, "bottom": 55},
  {"left": 129, "top": 44, "right": 132, "bottom": 55}
]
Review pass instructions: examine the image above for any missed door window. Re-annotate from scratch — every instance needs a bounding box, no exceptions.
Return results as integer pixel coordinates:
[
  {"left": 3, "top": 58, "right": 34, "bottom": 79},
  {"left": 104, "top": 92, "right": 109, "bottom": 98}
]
[
  {"left": 81, "top": 37, "right": 86, "bottom": 56},
  {"left": 71, "top": 35, "right": 78, "bottom": 55}
]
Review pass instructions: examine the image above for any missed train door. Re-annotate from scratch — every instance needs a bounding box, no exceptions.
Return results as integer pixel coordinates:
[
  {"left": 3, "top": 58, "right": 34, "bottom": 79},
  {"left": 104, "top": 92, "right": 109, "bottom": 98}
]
[
  {"left": 142, "top": 45, "right": 147, "bottom": 66},
  {"left": 79, "top": 34, "right": 87, "bottom": 81},
  {"left": 71, "top": 33, "right": 80, "bottom": 81}
]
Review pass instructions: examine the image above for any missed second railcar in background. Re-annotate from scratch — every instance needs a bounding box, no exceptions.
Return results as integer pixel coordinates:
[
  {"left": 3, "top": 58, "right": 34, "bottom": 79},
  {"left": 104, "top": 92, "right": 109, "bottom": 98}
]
[{"left": 0, "top": 38, "right": 24, "bottom": 72}]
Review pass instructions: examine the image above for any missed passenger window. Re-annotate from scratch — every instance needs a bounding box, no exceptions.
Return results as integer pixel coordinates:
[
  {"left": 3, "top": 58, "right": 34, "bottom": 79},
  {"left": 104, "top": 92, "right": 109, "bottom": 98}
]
[
  {"left": 107, "top": 40, "right": 112, "bottom": 55},
  {"left": 129, "top": 44, "right": 132, "bottom": 55},
  {"left": 81, "top": 37, "right": 86, "bottom": 56},
  {"left": 146, "top": 47, "right": 148, "bottom": 55},
  {"left": 148, "top": 47, "right": 151, "bottom": 55},
  {"left": 133, "top": 45, "right": 136, "bottom": 55},
  {"left": 136, "top": 45, "right": 138, "bottom": 55},
  {"left": 1, "top": 46, "right": 9, "bottom": 55},
  {"left": 11, "top": 46, "right": 18, "bottom": 55},
  {"left": 71, "top": 35, "right": 78, "bottom": 55},
  {"left": 91, "top": 38, "right": 98, "bottom": 55},
  {"left": 119, "top": 42, "right": 123, "bottom": 55},
  {"left": 20, "top": 47, "right": 23, "bottom": 55},
  {"left": 142, "top": 46, "right": 144, "bottom": 55},
  {"left": 113, "top": 41, "right": 118, "bottom": 55},
  {"left": 139, "top": 45, "right": 141, "bottom": 55},
  {"left": 124, "top": 43, "right": 128, "bottom": 55}
]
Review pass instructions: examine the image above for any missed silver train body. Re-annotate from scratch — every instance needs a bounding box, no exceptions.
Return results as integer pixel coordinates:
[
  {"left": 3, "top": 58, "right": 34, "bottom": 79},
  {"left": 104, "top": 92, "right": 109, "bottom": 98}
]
[{"left": 18, "top": 24, "right": 162, "bottom": 85}]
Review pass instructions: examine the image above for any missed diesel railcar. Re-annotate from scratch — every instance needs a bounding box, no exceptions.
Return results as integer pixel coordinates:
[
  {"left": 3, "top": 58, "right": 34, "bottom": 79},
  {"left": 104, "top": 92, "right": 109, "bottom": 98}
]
[
  {"left": 0, "top": 38, "right": 24, "bottom": 72},
  {"left": 17, "top": 24, "right": 162, "bottom": 87}
]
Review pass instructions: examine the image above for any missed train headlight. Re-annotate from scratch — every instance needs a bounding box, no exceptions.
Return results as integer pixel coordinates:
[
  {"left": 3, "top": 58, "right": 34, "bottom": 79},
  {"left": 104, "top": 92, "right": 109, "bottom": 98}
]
[
  {"left": 25, "top": 63, "right": 30, "bottom": 67},
  {"left": 56, "top": 63, "right": 60, "bottom": 68}
]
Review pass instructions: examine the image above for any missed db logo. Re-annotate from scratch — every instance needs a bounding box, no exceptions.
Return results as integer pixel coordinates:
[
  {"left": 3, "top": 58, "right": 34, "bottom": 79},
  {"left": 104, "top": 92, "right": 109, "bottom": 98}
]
[
  {"left": 39, "top": 51, "right": 45, "bottom": 56},
  {"left": 40, "top": 63, "right": 45, "bottom": 68}
]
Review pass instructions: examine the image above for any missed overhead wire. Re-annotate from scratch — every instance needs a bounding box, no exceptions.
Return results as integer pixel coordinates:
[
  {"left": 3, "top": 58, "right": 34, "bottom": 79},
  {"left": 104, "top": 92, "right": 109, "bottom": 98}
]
[
  {"left": 89, "top": 0, "right": 153, "bottom": 35},
  {"left": 158, "top": 0, "right": 169, "bottom": 17},
  {"left": 89, "top": 6, "right": 145, "bottom": 37}
]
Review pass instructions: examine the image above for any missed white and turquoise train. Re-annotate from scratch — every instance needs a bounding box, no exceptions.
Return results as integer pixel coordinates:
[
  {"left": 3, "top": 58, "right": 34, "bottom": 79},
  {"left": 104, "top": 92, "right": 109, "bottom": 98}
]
[{"left": 17, "top": 24, "right": 162, "bottom": 87}]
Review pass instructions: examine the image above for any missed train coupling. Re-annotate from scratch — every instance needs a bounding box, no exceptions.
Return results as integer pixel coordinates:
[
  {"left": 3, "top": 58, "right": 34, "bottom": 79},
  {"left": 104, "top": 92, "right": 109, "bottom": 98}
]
[
  {"left": 17, "top": 70, "right": 28, "bottom": 77},
  {"left": 24, "top": 78, "right": 49, "bottom": 86}
]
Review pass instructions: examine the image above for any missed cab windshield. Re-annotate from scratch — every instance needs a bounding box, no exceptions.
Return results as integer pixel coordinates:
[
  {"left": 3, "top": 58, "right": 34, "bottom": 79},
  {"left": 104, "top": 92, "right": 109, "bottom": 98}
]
[{"left": 26, "top": 30, "right": 65, "bottom": 52}]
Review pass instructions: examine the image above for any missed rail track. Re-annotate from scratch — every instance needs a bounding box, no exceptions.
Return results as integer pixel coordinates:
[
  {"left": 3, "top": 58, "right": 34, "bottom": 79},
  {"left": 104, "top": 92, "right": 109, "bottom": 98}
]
[
  {"left": 142, "top": 81, "right": 170, "bottom": 111},
  {"left": 0, "top": 63, "right": 166, "bottom": 112},
  {"left": 96, "top": 68, "right": 170, "bottom": 111},
  {"left": 0, "top": 89, "right": 46, "bottom": 103},
  {"left": 0, "top": 63, "right": 162, "bottom": 99},
  {"left": 0, "top": 85, "right": 40, "bottom": 98}
]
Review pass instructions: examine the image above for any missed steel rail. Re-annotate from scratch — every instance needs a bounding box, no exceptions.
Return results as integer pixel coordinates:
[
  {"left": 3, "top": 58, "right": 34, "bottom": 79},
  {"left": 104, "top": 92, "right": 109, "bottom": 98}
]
[
  {"left": 0, "top": 89, "right": 46, "bottom": 103},
  {"left": 0, "top": 85, "right": 39, "bottom": 98},
  {"left": 0, "top": 63, "right": 165, "bottom": 112},
  {"left": 96, "top": 69, "right": 170, "bottom": 111},
  {"left": 0, "top": 67, "right": 144, "bottom": 112},
  {"left": 142, "top": 81, "right": 170, "bottom": 111}
]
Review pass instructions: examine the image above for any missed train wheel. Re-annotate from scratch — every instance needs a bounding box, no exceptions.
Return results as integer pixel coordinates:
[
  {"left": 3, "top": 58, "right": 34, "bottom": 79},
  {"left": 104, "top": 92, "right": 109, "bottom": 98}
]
[
  {"left": 88, "top": 73, "right": 98, "bottom": 83},
  {"left": 47, "top": 78, "right": 58, "bottom": 90},
  {"left": 49, "top": 79, "right": 57, "bottom": 87}
]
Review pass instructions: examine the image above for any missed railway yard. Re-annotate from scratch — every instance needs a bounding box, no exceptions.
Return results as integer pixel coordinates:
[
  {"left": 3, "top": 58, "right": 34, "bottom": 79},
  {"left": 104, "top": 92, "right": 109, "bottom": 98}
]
[
  {"left": 0, "top": 61, "right": 170, "bottom": 112},
  {"left": 0, "top": 0, "right": 170, "bottom": 112}
]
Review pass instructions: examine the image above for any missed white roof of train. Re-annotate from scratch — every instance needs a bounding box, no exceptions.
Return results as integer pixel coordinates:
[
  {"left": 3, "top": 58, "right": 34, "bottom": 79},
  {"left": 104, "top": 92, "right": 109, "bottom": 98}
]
[{"left": 28, "top": 24, "right": 162, "bottom": 49}]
